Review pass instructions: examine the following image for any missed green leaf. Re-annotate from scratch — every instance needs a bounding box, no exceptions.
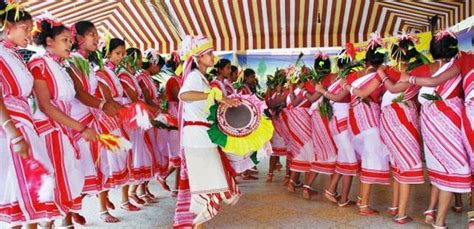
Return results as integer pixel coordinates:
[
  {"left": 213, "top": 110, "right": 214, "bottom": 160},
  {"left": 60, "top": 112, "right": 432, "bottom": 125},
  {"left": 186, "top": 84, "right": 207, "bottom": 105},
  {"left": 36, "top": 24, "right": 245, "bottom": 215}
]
[
  {"left": 421, "top": 92, "right": 443, "bottom": 101},
  {"left": 161, "top": 99, "right": 168, "bottom": 111},
  {"left": 339, "top": 60, "right": 365, "bottom": 78},
  {"left": 392, "top": 92, "right": 405, "bottom": 103},
  {"left": 318, "top": 97, "right": 333, "bottom": 120},
  {"left": 96, "top": 51, "right": 104, "bottom": 69},
  {"left": 68, "top": 56, "right": 90, "bottom": 78}
]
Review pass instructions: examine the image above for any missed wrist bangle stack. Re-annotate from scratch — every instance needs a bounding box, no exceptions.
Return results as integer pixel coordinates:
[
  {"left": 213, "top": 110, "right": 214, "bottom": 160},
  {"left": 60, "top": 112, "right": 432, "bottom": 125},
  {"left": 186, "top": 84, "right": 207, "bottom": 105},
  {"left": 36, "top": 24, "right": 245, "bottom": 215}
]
[
  {"left": 11, "top": 135, "right": 24, "bottom": 145},
  {"left": 408, "top": 76, "right": 416, "bottom": 85}
]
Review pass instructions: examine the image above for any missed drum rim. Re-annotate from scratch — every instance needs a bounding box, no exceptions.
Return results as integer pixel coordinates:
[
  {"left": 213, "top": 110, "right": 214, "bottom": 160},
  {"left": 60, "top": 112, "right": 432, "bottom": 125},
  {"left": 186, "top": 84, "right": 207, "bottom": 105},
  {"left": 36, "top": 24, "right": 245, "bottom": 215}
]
[{"left": 216, "top": 97, "right": 261, "bottom": 137}]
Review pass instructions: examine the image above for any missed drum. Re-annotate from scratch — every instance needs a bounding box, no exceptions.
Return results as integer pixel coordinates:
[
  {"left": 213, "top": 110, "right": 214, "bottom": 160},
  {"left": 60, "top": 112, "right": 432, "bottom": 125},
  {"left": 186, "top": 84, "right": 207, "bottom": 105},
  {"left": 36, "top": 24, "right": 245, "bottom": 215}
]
[{"left": 217, "top": 97, "right": 261, "bottom": 137}]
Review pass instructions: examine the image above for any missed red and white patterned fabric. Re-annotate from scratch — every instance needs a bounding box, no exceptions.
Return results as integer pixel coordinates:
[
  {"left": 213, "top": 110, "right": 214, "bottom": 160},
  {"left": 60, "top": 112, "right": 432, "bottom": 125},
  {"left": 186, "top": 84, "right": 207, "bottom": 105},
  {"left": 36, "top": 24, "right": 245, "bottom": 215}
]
[
  {"left": 456, "top": 53, "right": 474, "bottom": 186},
  {"left": 28, "top": 53, "right": 85, "bottom": 214},
  {"left": 347, "top": 72, "right": 390, "bottom": 185},
  {"left": 309, "top": 76, "right": 337, "bottom": 174},
  {"left": 418, "top": 61, "right": 471, "bottom": 193},
  {"left": 0, "top": 42, "right": 61, "bottom": 226},
  {"left": 164, "top": 76, "right": 182, "bottom": 168},
  {"left": 380, "top": 68, "right": 423, "bottom": 184},
  {"left": 282, "top": 88, "right": 314, "bottom": 172},
  {"left": 69, "top": 52, "right": 129, "bottom": 190},
  {"left": 268, "top": 92, "right": 288, "bottom": 157},
  {"left": 97, "top": 66, "right": 154, "bottom": 184}
]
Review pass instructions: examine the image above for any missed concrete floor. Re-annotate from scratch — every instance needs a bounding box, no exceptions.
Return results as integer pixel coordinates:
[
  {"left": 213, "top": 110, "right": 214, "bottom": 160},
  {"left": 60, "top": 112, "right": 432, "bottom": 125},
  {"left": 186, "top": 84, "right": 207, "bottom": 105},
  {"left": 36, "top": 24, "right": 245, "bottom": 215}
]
[{"left": 73, "top": 160, "right": 469, "bottom": 229}]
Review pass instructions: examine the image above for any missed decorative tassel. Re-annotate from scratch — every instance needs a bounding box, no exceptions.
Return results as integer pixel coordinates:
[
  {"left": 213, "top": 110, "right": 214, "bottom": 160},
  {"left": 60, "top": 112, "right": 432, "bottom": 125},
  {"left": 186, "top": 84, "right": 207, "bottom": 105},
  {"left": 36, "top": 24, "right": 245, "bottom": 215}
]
[
  {"left": 134, "top": 104, "right": 153, "bottom": 130},
  {"left": 153, "top": 113, "right": 178, "bottom": 129},
  {"left": 98, "top": 134, "right": 132, "bottom": 153},
  {"left": 23, "top": 158, "right": 54, "bottom": 202},
  {"left": 118, "top": 102, "right": 153, "bottom": 130},
  {"left": 38, "top": 175, "right": 55, "bottom": 202}
]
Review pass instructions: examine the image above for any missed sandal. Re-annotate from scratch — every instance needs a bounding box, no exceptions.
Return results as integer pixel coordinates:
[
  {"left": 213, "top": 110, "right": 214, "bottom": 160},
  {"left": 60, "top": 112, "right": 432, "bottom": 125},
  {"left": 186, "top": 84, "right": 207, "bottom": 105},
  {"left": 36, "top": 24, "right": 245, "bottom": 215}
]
[
  {"left": 388, "top": 207, "right": 398, "bottom": 216},
  {"left": 424, "top": 209, "right": 437, "bottom": 225},
  {"left": 248, "top": 167, "right": 259, "bottom": 174},
  {"left": 71, "top": 212, "right": 87, "bottom": 226},
  {"left": 157, "top": 176, "right": 171, "bottom": 192},
  {"left": 241, "top": 174, "right": 259, "bottom": 180},
  {"left": 324, "top": 190, "right": 340, "bottom": 203},
  {"left": 303, "top": 185, "right": 317, "bottom": 200},
  {"left": 431, "top": 223, "right": 447, "bottom": 229},
  {"left": 359, "top": 205, "right": 379, "bottom": 216},
  {"left": 467, "top": 211, "right": 474, "bottom": 228},
  {"left": 393, "top": 215, "right": 413, "bottom": 224},
  {"left": 338, "top": 199, "right": 355, "bottom": 207},
  {"left": 129, "top": 194, "right": 145, "bottom": 205},
  {"left": 140, "top": 194, "right": 158, "bottom": 204},
  {"left": 266, "top": 173, "right": 274, "bottom": 183},
  {"left": 120, "top": 201, "right": 141, "bottom": 211},
  {"left": 288, "top": 180, "right": 297, "bottom": 193},
  {"left": 451, "top": 206, "right": 463, "bottom": 213},
  {"left": 106, "top": 198, "right": 115, "bottom": 210},
  {"left": 99, "top": 211, "right": 120, "bottom": 223},
  {"left": 356, "top": 196, "right": 362, "bottom": 206}
]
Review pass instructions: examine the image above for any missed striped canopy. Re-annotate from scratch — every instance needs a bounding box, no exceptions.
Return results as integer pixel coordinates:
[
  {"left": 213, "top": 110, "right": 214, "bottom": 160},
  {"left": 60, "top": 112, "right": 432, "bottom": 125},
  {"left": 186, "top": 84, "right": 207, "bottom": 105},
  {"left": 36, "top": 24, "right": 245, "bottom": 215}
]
[{"left": 24, "top": 0, "right": 473, "bottom": 53}]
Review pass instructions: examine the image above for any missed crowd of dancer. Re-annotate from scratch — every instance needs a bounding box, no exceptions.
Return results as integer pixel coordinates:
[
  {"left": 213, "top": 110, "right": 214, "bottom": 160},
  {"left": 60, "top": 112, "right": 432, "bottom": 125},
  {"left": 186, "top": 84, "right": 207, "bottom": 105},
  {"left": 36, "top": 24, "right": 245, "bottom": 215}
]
[
  {"left": 0, "top": 1, "right": 473, "bottom": 229},
  {"left": 266, "top": 31, "right": 473, "bottom": 229}
]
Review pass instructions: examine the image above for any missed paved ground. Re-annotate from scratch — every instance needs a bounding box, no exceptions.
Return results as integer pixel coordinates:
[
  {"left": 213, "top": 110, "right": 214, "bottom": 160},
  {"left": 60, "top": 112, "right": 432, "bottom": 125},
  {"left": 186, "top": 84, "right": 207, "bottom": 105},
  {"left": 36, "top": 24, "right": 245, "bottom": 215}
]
[{"left": 72, "top": 160, "right": 469, "bottom": 229}]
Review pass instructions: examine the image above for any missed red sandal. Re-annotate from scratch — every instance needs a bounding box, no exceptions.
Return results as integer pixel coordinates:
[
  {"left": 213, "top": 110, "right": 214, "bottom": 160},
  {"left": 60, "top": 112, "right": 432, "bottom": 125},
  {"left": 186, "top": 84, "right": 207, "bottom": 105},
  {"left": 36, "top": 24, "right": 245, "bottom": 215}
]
[
  {"left": 423, "top": 209, "right": 437, "bottom": 225},
  {"left": 388, "top": 207, "right": 398, "bottom": 216},
  {"left": 129, "top": 194, "right": 145, "bottom": 205},
  {"left": 120, "top": 201, "right": 141, "bottom": 211},
  {"left": 393, "top": 215, "right": 412, "bottom": 224},
  {"left": 303, "top": 185, "right": 317, "bottom": 200},
  {"left": 72, "top": 212, "right": 87, "bottom": 225},
  {"left": 140, "top": 194, "right": 158, "bottom": 204},
  {"left": 324, "top": 190, "right": 340, "bottom": 203},
  {"left": 99, "top": 211, "right": 120, "bottom": 223},
  {"left": 359, "top": 205, "right": 379, "bottom": 216},
  {"left": 157, "top": 176, "right": 171, "bottom": 192}
]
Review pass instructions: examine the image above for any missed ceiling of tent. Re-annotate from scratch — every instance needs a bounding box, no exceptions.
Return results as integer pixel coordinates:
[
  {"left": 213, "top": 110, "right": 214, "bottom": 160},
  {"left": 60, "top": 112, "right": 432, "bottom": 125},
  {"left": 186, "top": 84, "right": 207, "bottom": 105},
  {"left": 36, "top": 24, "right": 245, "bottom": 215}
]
[{"left": 23, "top": 0, "right": 473, "bottom": 53}]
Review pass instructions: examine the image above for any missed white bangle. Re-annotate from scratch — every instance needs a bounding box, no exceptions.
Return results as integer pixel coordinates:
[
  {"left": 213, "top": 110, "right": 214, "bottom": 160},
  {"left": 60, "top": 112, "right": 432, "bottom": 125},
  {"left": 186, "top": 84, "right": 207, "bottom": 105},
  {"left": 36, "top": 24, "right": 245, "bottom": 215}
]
[
  {"left": 98, "top": 100, "right": 106, "bottom": 110},
  {"left": 11, "top": 135, "right": 24, "bottom": 145},
  {"left": 408, "top": 76, "right": 416, "bottom": 85},
  {"left": 350, "top": 87, "right": 355, "bottom": 95},
  {"left": 381, "top": 77, "right": 389, "bottom": 84},
  {"left": 1, "top": 119, "right": 12, "bottom": 130}
]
